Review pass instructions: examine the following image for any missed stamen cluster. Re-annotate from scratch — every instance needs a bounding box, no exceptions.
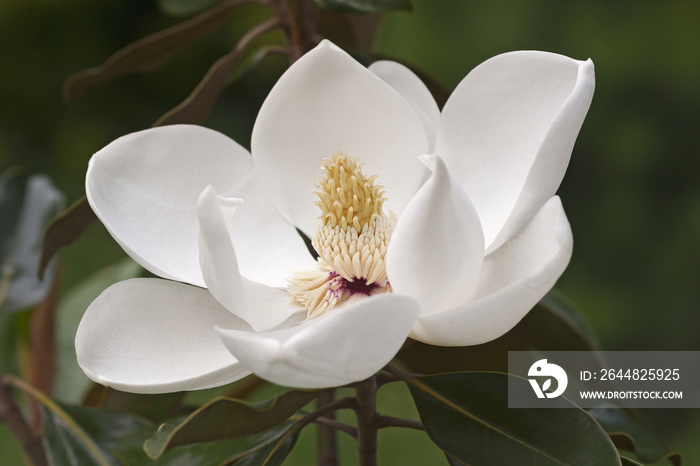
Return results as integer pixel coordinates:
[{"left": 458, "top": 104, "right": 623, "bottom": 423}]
[
  {"left": 313, "top": 152, "right": 387, "bottom": 231},
  {"left": 289, "top": 152, "right": 393, "bottom": 318}
]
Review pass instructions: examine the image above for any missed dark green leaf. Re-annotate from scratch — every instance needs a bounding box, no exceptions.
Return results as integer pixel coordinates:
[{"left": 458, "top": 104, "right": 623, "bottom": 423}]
[
  {"left": 406, "top": 372, "right": 620, "bottom": 465},
  {"left": 115, "top": 420, "right": 300, "bottom": 466},
  {"left": 396, "top": 289, "right": 601, "bottom": 375},
  {"left": 63, "top": 1, "right": 238, "bottom": 101},
  {"left": 589, "top": 408, "right": 682, "bottom": 466},
  {"left": 0, "top": 169, "right": 64, "bottom": 312},
  {"left": 100, "top": 390, "right": 186, "bottom": 424},
  {"left": 40, "top": 400, "right": 151, "bottom": 466},
  {"left": 540, "top": 288, "right": 602, "bottom": 350},
  {"left": 231, "top": 420, "right": 300, "bottom": 466},
  {"left": 39, "top": 196, "right": 95, "bottom": 280},
  {"left": 445, "top": 453, "right": 468, "bottom": 465},
  {"left": 158, "top": 0, "right": 223, "bottom": 17},
  {"left": 144, "top": 389, "right": 323, "bottom": 458},
  {"left": 619, "top": 458, "right": 647, "bottom": 466},
  {"left": 314, "top": 0, "right": 412, "bottom": 13}
]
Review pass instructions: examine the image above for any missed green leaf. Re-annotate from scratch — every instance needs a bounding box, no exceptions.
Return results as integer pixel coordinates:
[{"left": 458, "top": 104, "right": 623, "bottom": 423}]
[
  {"left": 0, "top": 169, "right": 64, "bottom": 312},
  {"left": 314, "top": 0, "right": 412, "bottom": 13},
  {"left": 63, "top": 1, "right": 238, "bottom": 101},
  {"left": 396, "top": 289, "right": 601, "bottom": 375},
  {"left": 115, "top": 420, "right": 301, "bottom": 466},
  {"left": 405, "top": 372, "right": 620, "bottom": 465},
  {"left": 40, "top": 400, "right": 151, "bottom": 466},
  {"left": 540, "top": 288, "right": 602, "bottom": 350},
  {"left": 144, "top": 389, "right": 323, "bottom": 458},
  {"left": 232, "top": 420, "right": 301, "bottom": 466},
  {"left": 99, "top": 390, "right": 186, "bottom": 424},
  {"left": 158, "top": 0, "right": 223, "bottom": 17},
  {"left": 620, "top": 458, "right": 646, "bottom": 466},
  {"left": 589, "top": 408, "right": 682, "bottom": 466},
  {"left": 54, "top": 259, "right": 143, "bottom": 403}
]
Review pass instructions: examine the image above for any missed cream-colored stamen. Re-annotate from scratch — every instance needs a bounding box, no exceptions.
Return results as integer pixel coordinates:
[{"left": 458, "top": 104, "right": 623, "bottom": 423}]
[{"left": 289, "top": 152, "right": 393, "bottom": 318}]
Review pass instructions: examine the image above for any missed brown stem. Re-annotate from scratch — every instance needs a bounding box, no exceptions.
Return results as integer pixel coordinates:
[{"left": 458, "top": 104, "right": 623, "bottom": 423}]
[
  {"left": 295, "top": 396, "right": 355, "bottom": 428},
  {"left": 376, "top": 371, "right": 400, "bottom": 387},
  {"left": 316, "top": 391, "right": 338, "bottom": 466},
  {"left": 29, "top": 268, "right": 61, "bottom": 429},
  {"left": 382, "top": 363, "right": 413, "bottom": 381},
  {"left": 272, "top": 0, "right": 319, "bottom": 63},
  {"left": 355, "top": 376, "right": 379, "bottom": 466},
  {"left": 0, "top": 376, "right": 47, "bottom": 466},
  {"left": 313, "top": 416, "right": 358, "bottom": 438}
]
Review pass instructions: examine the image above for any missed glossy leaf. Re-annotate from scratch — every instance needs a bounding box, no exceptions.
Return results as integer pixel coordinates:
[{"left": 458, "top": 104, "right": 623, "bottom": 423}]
[
  {"left": 144, "top": 389, "right": 323, "bottom": 458},
  {"left": 115, "top": 420, "right": 300, "bottom": 466},
  {"left": 40, "top": 400, "right": 151, "bottom": 466},
  {"left": 445, "top": 453, "right": 468, "bottom": 465},
  {"left": 63, "top": 1, "right": 238, "bottom": 101},
  {"left": 589, "top": 408, "right": 682, "bottom": 466},
  {"left": 314, "top": 0, "right": 412, "bottom": 13},
  {"left": 620, "top": 458, "right": 647, "bottom": 466},
  {"left": 0, "top": 169, "right": 64, "bottom": 312},
  {"left": 396, "top": 289, "right": 600, "bottom": 374},
  {"left": 158, "top": 0, "right": 223, "bottom": 17},
  {"left": 405, "top": 372, "right": 620, "bottom": 465},
  {"left": 39, "top": 196, "right": 95, "bottom": 280},
  {"left": 540, "top": 288, "right": 601, "bottom": 349},
  {"left": 54, "top": 259, "right": 143, "bottom": 404}
]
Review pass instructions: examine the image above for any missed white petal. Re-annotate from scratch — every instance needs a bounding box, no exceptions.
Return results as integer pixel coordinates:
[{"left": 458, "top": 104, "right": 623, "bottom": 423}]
[
  {"left": 86, "top": 125, "right": 253, "bottom": 286},
  {"left": 251, "top": 40, "right": 429, "bottom": 237},
  {"left": 386, "top": 155, "right": 484, "bottom": 315},
  {"left": 216, "top": 294, "right": 420, "bottom": 388},
  {"left": 197, "top": 186, "right": 303, "bottom": 331},
  {"left": 368, "top": 60, "right": 440, "bottom": 151},
  {"left": 226, "top": 165, "right": 318, "bottom": 288},
  {"left": 410, "top": 196, "right": 572, "bottom": 346},
  {"left": 87, "top": 125, "right": 312, "bottom": 288},
  {"left": 75, "top": 278, "right": 251, "bottom": 394},
  {"left": 435, "top": 51, "right": 594, "bottom": 252}
]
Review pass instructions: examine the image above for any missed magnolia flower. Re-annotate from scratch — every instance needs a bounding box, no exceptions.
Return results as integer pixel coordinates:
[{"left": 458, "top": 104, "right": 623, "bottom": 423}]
[{"left": 76, "top": 41, "right": 594, "bottom": 392}]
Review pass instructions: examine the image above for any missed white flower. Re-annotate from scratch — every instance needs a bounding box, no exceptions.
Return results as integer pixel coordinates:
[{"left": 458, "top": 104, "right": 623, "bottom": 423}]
[{"left": 76, "top": 41, "right": 594, "bottom": 392}]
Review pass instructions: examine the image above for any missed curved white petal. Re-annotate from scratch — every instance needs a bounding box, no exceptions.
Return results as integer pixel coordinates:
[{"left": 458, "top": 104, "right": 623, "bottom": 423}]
[
  {"left": 387, "top": 155, "right": 484, "bottom": 315},
  {"left": 251, "top": 40, "right": 429, "bottom": 236},
  {"left": 435, "top": 51, "right": 594, "bottom": 252},
  {"left": 216, "top": 294, "right": 420, "bottom": 388},
  {"left": 410, "top": 196, "right": 572, "bottom": 346},
  {"left": 225, "top": 167, "right": 318, "bottom": 288},
  {"left": 75, "top": 278, "right": 251, "bottom": 394},
  {"left": 86, "top": 125, "right": 253, "bottom": 286},
  {"left": 197, "top": 186, "right": 303, "bottom": 331},
  {"left": 368, "top": 60, "right": 440, "bottom": 151},
  {"left": 86, "top": 124, "right": 313, "bottom": 288}
]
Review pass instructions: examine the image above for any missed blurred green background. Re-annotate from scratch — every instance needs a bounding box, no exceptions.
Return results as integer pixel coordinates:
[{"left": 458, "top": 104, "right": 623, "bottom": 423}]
[{"left": 2, "top": 0, "right": 699, "bottom": 463}]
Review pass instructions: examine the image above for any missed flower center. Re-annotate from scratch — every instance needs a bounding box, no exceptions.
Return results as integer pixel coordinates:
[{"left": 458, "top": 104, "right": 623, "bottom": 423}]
[{"left": 289, "top": 152, "right": 393, "bottom": 319}]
